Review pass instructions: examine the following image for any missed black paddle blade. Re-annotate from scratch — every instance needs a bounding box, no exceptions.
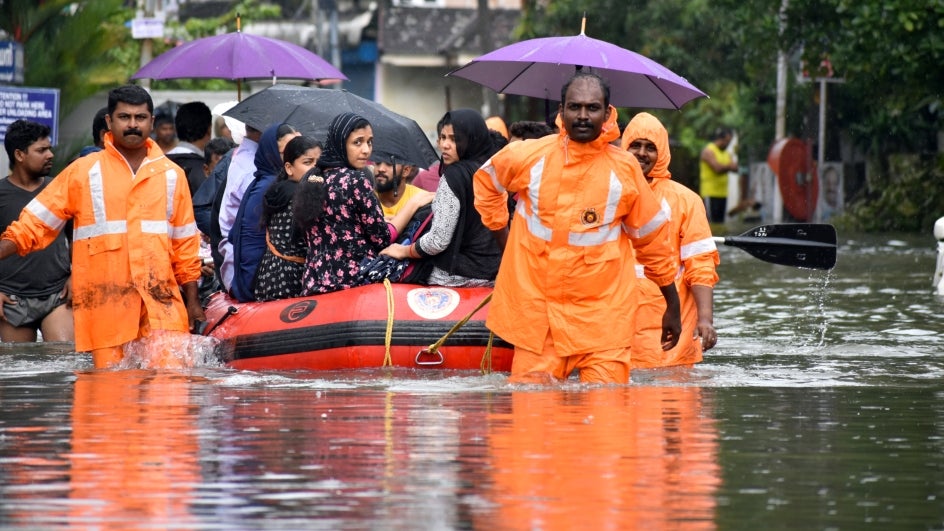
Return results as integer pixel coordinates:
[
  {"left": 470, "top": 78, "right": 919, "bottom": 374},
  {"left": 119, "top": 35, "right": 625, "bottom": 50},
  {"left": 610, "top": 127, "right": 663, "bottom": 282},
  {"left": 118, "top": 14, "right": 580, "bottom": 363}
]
[{"left": 719, "top": 223, "right": 837, "bottom": 270}]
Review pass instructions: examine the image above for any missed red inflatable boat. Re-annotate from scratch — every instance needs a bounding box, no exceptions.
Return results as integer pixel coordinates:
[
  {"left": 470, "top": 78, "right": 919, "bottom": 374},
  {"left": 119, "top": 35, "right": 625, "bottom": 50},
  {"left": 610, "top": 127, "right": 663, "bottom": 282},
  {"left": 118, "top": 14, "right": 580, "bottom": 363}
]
[{"left": 202, "top": 283, "right": 513, "bottom": 372}]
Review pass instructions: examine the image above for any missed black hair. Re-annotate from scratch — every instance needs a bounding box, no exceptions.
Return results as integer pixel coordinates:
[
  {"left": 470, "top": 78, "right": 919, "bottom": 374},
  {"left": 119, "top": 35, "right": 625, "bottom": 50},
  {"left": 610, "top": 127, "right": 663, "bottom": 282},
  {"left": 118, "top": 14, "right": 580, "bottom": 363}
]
[
  {"left": 509, "top": 120, "right": 554, "bottom": 140},
  {"left": 560, "top": 71, "right": 610, "bottom": 108},
  {"left": 4, "top": 119, "right": 51, "bottom": 170},
  {"left": 204, "top": 136, "right": 237, "bottom": 167},
  {"left": 276, "top": 123, "right": 298, "bottom": 140},
  {"left": 260, "top": 136, "right": 323, "bottom": 230},
  {"left": 91, "top": 107, "right": 108, "bottom": 146},
  {"left": 154, "top": 114, "right": 174, "bottom": 127},
  {"left": 712, "top": 127, "right": 733, "bottom": 141},
  {"left": 107, "top": 84, "right": 153, "bottom": 115},
  {"left": 280, "top": 136, "right": 321, "bottom": 180},
  {"left": 174, "top": 101, "right": 212, "bottom": 142},
  {"left": 489, "top": 129, "right": 509, "bottom": 153},
  {"left": 292, "top": 166, "right": 327, "bottom": 231}
]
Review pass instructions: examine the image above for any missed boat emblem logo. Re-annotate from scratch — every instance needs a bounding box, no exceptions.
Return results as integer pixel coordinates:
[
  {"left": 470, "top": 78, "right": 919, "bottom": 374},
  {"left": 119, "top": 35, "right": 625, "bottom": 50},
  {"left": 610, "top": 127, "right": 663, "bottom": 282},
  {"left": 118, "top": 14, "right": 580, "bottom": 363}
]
[
  {"left": 407, "top": 288, "right": 460, "bottom": 320},
  {"left": 279, "top": 300, "right": 317, "bottom": 323},
  {"left": 581, "top": 207, "right": 598, "bottom": 225}
]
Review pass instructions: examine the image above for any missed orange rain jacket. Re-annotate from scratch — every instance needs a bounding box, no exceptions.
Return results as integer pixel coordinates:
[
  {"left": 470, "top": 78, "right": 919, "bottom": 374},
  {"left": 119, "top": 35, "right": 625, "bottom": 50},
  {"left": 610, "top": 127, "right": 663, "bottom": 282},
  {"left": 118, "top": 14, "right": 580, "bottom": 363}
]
[
  {"left": 1, "top": 133, "right": 202, "bottom": 352},
  {"left": 621, "top": 113, "right": 720, "bottom": 367},
  {"left": 474, "top": 108, "right": 677, "bottom": 356}
]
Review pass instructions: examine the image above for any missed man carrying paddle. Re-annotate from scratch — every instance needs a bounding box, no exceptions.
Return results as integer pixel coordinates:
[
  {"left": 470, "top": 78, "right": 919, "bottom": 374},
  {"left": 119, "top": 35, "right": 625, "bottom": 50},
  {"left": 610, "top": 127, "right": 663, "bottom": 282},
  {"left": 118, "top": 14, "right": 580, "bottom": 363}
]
[
  {"left": 622, "top": 112, "right": 720, "bottom": 367},
  {"left": 474, "top": 72, "right": 681, "bottom": 384}
]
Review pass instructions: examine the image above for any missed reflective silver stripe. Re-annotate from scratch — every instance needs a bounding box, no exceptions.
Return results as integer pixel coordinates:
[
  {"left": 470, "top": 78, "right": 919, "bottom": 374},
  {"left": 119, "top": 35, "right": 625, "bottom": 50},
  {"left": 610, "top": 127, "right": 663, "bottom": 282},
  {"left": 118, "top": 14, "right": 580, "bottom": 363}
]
[
  {"left": 74, "top": 161, "right": 129, "bottom": 241},
  {"left": 141, "top": 220, "right": 168, "bottom": 234},
  {"left": 74, "top": 220, "right": 126, "bottom": 241},
  {"left": 680, "top": 236, "right": 718, "bottom": 260},
  {"left": 170, "top": 221, "right": 198, "bottom": 239},
  {"left": 637, "top": 263, "right": 684, "bottom": 281},
  {"left": 481, "top": 159, "right": 506, "bottom": 193},
  {"left": 518, "top": 157, "right": 552, "bottom": 242},
  {"left": 569, "top": 223, "right": 621, "bottom": 246},
  {"left": 568, "top": 171, "right": 623, "bottom": 247},
  {"left": 164, "top": 169, "right": 177, "bottom": 219},
  {"left": 24, "top": 198, "right": 66, "bottom": 232},
  {"left": 636, "top": 197, "right": 671, "bottom": 238}
]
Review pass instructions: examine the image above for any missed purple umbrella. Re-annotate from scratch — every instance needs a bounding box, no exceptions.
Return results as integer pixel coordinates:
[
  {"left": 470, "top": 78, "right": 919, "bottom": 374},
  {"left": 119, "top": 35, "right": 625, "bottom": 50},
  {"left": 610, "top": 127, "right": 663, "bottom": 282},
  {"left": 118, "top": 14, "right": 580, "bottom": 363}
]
[
  {"left": 132, "top": 21, "right": 346, "bottom": 100},
  {"left": 447, "top": 20, "right": 706, "bottom": 109}
]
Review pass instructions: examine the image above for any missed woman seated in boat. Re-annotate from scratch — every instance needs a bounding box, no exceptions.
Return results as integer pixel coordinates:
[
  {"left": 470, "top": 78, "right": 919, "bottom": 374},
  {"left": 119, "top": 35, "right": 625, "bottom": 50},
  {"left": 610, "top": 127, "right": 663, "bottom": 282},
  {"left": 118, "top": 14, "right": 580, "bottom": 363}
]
[
  {"left": 229, "top": 123, "right": 301, "bottom": 302},
  {"left": 293, "top": 113, "right": 432, "bottom": 295},
  {"left": 253, "top": 135, "right": 322, "bottom": 302},
  {"left": 380, "top": 109, "right": 503, "bottom": 287}
]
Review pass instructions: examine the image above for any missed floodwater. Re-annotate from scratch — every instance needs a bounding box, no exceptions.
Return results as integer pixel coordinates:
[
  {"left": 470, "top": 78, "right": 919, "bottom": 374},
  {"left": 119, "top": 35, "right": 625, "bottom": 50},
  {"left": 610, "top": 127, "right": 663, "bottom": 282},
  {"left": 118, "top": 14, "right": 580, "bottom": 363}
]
[{"left": 1, "top": 230, "right": 943, "bottom": 530}]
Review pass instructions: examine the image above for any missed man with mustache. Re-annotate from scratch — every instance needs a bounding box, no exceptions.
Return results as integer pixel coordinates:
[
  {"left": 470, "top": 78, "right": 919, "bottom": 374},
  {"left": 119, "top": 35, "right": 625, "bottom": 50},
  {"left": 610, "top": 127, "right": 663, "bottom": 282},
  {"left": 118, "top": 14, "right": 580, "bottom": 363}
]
[
  {"left": 371, "top": 151, "right": 424, "bottom": 217},
  {"left": 474, "top": 72, "right": 681, "bottom": 384},
  {"left": 0, "top": 120, "right": 73, "bottom": 342},
  {"left": 0, "top": 85, "right": 205, "bottom": 368}
]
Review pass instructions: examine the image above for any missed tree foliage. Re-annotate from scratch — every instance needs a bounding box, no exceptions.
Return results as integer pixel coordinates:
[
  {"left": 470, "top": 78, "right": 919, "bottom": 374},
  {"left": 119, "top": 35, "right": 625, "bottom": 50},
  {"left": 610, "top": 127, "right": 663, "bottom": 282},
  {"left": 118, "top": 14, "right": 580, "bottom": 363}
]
[
  {"left": 517, "top": 0, "right": 944, "bottom": 230},
  {"left": 0, "top": 0, "right": 130, "bottom": 114}
]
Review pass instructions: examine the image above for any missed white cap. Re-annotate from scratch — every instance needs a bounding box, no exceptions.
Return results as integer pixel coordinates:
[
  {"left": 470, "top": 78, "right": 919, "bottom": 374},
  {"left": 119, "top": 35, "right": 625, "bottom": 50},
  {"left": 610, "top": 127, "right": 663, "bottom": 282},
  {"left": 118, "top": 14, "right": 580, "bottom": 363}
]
[
  {"left": 211, "top": 100, "right": 245, "bottom": 145},
  {"left": 934, "top": 216, "right": 944, "bottom": 241}
]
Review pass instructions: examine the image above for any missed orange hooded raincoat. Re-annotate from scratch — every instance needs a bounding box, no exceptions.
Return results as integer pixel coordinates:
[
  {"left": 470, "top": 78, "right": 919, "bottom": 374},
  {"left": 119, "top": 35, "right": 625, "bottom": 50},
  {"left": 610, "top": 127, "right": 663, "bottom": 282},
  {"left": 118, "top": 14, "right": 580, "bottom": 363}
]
[
  {"left": 1, "top": 132, "right": 202, "bottom": 352},
  {"left": 474, "top": 108, "right": 677, "bottom": 361},
  {"left": 621, "top": 113, "right": 719, "bottom": 367}
]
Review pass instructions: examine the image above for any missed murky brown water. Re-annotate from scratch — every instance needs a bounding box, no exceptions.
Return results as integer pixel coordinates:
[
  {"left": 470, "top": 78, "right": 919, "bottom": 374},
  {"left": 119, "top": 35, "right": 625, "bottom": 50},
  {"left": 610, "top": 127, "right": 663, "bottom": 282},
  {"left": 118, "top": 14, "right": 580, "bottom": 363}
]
[{"left": 1, "top": 230, "right": 943, "bottom": 529}]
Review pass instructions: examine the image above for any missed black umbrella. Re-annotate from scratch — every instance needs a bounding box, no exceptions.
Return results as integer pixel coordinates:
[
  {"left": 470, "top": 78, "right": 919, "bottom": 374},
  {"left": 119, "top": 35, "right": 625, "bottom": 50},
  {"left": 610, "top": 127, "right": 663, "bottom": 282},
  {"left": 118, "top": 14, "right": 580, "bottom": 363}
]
[{"left": 223, "top": 84, "right": 439, "bottom": 168}]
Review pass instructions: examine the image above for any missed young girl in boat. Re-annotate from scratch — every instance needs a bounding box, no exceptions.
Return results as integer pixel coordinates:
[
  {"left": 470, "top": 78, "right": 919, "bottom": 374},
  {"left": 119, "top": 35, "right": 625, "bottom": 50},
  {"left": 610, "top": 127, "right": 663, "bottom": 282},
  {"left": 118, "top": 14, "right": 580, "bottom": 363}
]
[
  {"left": 293, "top": 113, "right": 432, "bottom": 295},
  {"left": 253, "top": 135, "right": 322, "bottom": 302},
  {"left": 380, "top": 109, "right": 502, "bottom": 287}
]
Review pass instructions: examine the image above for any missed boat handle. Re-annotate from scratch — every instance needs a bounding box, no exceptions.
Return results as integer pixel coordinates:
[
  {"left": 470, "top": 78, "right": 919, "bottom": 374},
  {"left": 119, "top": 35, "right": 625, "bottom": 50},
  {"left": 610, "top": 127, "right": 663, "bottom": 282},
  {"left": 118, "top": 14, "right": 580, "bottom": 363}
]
[{"left": 415, "top": 348, "right": 444, "bottom": 366}]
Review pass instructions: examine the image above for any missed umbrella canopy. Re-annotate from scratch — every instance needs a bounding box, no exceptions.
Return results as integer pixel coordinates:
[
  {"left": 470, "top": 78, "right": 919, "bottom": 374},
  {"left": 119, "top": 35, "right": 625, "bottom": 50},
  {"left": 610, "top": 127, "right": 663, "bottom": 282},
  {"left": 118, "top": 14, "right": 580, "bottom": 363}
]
[
  {"left": 132, "top": 28, "right": 347, "bottom": 100},
  {"left": 446, "top": 25, "right": 706, "bottom": 109},
  {"left": 133, "top": 32, "right": 345, "bottom": 82},
  {"left": 224, "top": 84, "right": 439, "bottom": 168}
]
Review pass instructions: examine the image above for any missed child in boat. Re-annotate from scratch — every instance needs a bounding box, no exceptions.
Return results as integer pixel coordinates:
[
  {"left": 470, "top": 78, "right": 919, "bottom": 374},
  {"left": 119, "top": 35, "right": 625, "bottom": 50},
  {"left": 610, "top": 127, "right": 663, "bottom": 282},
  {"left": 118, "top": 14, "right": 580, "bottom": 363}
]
[{"left": 253, "top": 135, "right": 322, "bottom": 302}]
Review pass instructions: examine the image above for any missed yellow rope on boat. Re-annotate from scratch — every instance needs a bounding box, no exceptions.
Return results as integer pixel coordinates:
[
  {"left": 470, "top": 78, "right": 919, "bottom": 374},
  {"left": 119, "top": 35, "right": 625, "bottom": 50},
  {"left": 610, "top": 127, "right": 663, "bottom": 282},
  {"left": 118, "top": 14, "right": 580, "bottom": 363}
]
[
  {"left": 383, "top": 278, "right": 394, "bottom": 367},
  {"left": 480, "top": 331, "right": 495, "bottom": 374},
  {"left": 422, "top": 292, "right": 493, "bottom": 372}
]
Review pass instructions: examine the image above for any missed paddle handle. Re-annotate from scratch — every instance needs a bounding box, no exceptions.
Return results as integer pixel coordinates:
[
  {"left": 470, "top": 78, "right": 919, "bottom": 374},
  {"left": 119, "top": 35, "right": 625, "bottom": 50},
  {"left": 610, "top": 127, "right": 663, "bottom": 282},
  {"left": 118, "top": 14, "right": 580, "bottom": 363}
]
[{"left": 715, "top": 236, "right": 836, "bottom": 249}]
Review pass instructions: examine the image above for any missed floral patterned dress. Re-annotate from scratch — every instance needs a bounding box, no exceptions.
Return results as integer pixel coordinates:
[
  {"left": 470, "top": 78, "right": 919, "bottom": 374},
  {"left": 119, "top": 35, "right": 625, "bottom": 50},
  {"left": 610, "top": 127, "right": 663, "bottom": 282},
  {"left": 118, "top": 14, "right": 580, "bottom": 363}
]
[{"left": 300, "top": 166, "right": 392, "bottom": 295}]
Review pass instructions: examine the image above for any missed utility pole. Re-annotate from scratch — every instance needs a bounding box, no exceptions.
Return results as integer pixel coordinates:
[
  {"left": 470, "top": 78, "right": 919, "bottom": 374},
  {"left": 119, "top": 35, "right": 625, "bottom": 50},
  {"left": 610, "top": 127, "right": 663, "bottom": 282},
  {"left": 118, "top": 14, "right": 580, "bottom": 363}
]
[
  {"left": 771, "top": 0, "right": 789, "bottom": 222},
  {"left": 138, "top": 0, "right": 156, "bottom": 90}
]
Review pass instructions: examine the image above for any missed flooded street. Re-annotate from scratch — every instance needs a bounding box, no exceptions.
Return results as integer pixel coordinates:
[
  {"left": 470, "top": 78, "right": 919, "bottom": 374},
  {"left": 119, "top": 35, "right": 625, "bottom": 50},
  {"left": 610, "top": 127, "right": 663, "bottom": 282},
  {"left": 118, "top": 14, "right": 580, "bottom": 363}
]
[{"left": 1, "top": 230, "right": 943, "bottom": 529}]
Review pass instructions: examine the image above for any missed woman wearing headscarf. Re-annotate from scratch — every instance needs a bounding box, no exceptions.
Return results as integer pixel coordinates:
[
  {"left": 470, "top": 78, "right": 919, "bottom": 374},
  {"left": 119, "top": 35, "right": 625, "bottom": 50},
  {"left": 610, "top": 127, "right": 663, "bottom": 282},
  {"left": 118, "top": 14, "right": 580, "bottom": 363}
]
[
  {"left": 229, "top": 123, "right": 300, "bottom": 302},
  {"left": 621, "top": 112, "right": 720, "bottom": 367},
  {"left": 294, "top": 113, "right": 429, "bottom": 295},
  {"left": 381, "top": 109, "right": 502, "bottom": 287}
]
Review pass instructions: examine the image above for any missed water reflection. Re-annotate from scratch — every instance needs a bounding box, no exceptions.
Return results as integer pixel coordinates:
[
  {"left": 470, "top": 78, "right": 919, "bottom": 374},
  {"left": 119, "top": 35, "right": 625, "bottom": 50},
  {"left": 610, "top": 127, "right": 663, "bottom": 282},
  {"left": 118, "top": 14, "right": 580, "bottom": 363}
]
[
  {"left": 482, "top": 387, "right": 719, "bottom": 529},
  {"left": 2, "top": 231, "right": 943, "bottom": 529},
  {"left": 68, "top": 370, "right": 203, "bottom": 527}
]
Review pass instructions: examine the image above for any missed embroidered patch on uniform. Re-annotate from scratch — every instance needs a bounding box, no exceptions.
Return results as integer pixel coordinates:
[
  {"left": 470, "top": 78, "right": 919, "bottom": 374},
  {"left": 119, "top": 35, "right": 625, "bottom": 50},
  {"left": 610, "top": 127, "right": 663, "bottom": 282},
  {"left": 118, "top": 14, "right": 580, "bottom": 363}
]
[
  {"left": 581, "top": 207, "right": 599, "bottom": 225},
  {"left": 407, "top": 287, "right": 460, "bottom": 320}
]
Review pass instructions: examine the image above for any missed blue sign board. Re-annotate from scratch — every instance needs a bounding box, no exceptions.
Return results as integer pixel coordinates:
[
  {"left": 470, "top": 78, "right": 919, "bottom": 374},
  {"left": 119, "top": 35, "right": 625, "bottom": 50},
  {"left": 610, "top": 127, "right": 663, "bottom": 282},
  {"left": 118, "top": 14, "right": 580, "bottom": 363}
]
[
  {"left": 0, "top": 87, "right": 60, "bottom": 145},
  {"left": 0, "top": 41, "right": 24, "bottom": 84}
]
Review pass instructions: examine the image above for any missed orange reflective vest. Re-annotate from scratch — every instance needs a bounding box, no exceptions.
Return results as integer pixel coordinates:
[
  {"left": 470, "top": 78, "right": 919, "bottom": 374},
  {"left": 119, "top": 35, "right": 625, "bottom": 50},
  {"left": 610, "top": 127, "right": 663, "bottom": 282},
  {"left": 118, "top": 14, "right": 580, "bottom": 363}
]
[
  {"left": 1, "top": 133, "right": 201, "bottom": 352},
  {"left": 622, "top": 113, "right": 720, "bottom": 367},
  {"left": 474, "top": 108, "right": 677, "bottom": 356}
]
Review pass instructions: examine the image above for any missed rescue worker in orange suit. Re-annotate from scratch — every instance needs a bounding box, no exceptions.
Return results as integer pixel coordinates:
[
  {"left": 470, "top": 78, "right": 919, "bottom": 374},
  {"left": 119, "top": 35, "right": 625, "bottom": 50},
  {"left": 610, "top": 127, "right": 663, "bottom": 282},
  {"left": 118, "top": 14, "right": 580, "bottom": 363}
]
[
  {"left": 474, "top": 72, "right": 682, "bottom": 384},
  {"left": 622, "top": 112, "right": 720, "bottom": 368},
  {"left": 0, "top": 85, "right": 205, "bottom": 368}
]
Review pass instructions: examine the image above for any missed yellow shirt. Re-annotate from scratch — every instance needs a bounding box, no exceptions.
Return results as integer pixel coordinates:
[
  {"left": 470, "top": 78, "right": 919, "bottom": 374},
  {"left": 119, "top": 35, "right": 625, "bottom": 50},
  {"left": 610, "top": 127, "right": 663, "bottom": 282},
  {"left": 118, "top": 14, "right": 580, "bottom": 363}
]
[
  {"left": 379, "top": 184, "right": 424, "bottom": 217},
  {"left": 698, "top": 142, "right": 733, "bottom": 198}
]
